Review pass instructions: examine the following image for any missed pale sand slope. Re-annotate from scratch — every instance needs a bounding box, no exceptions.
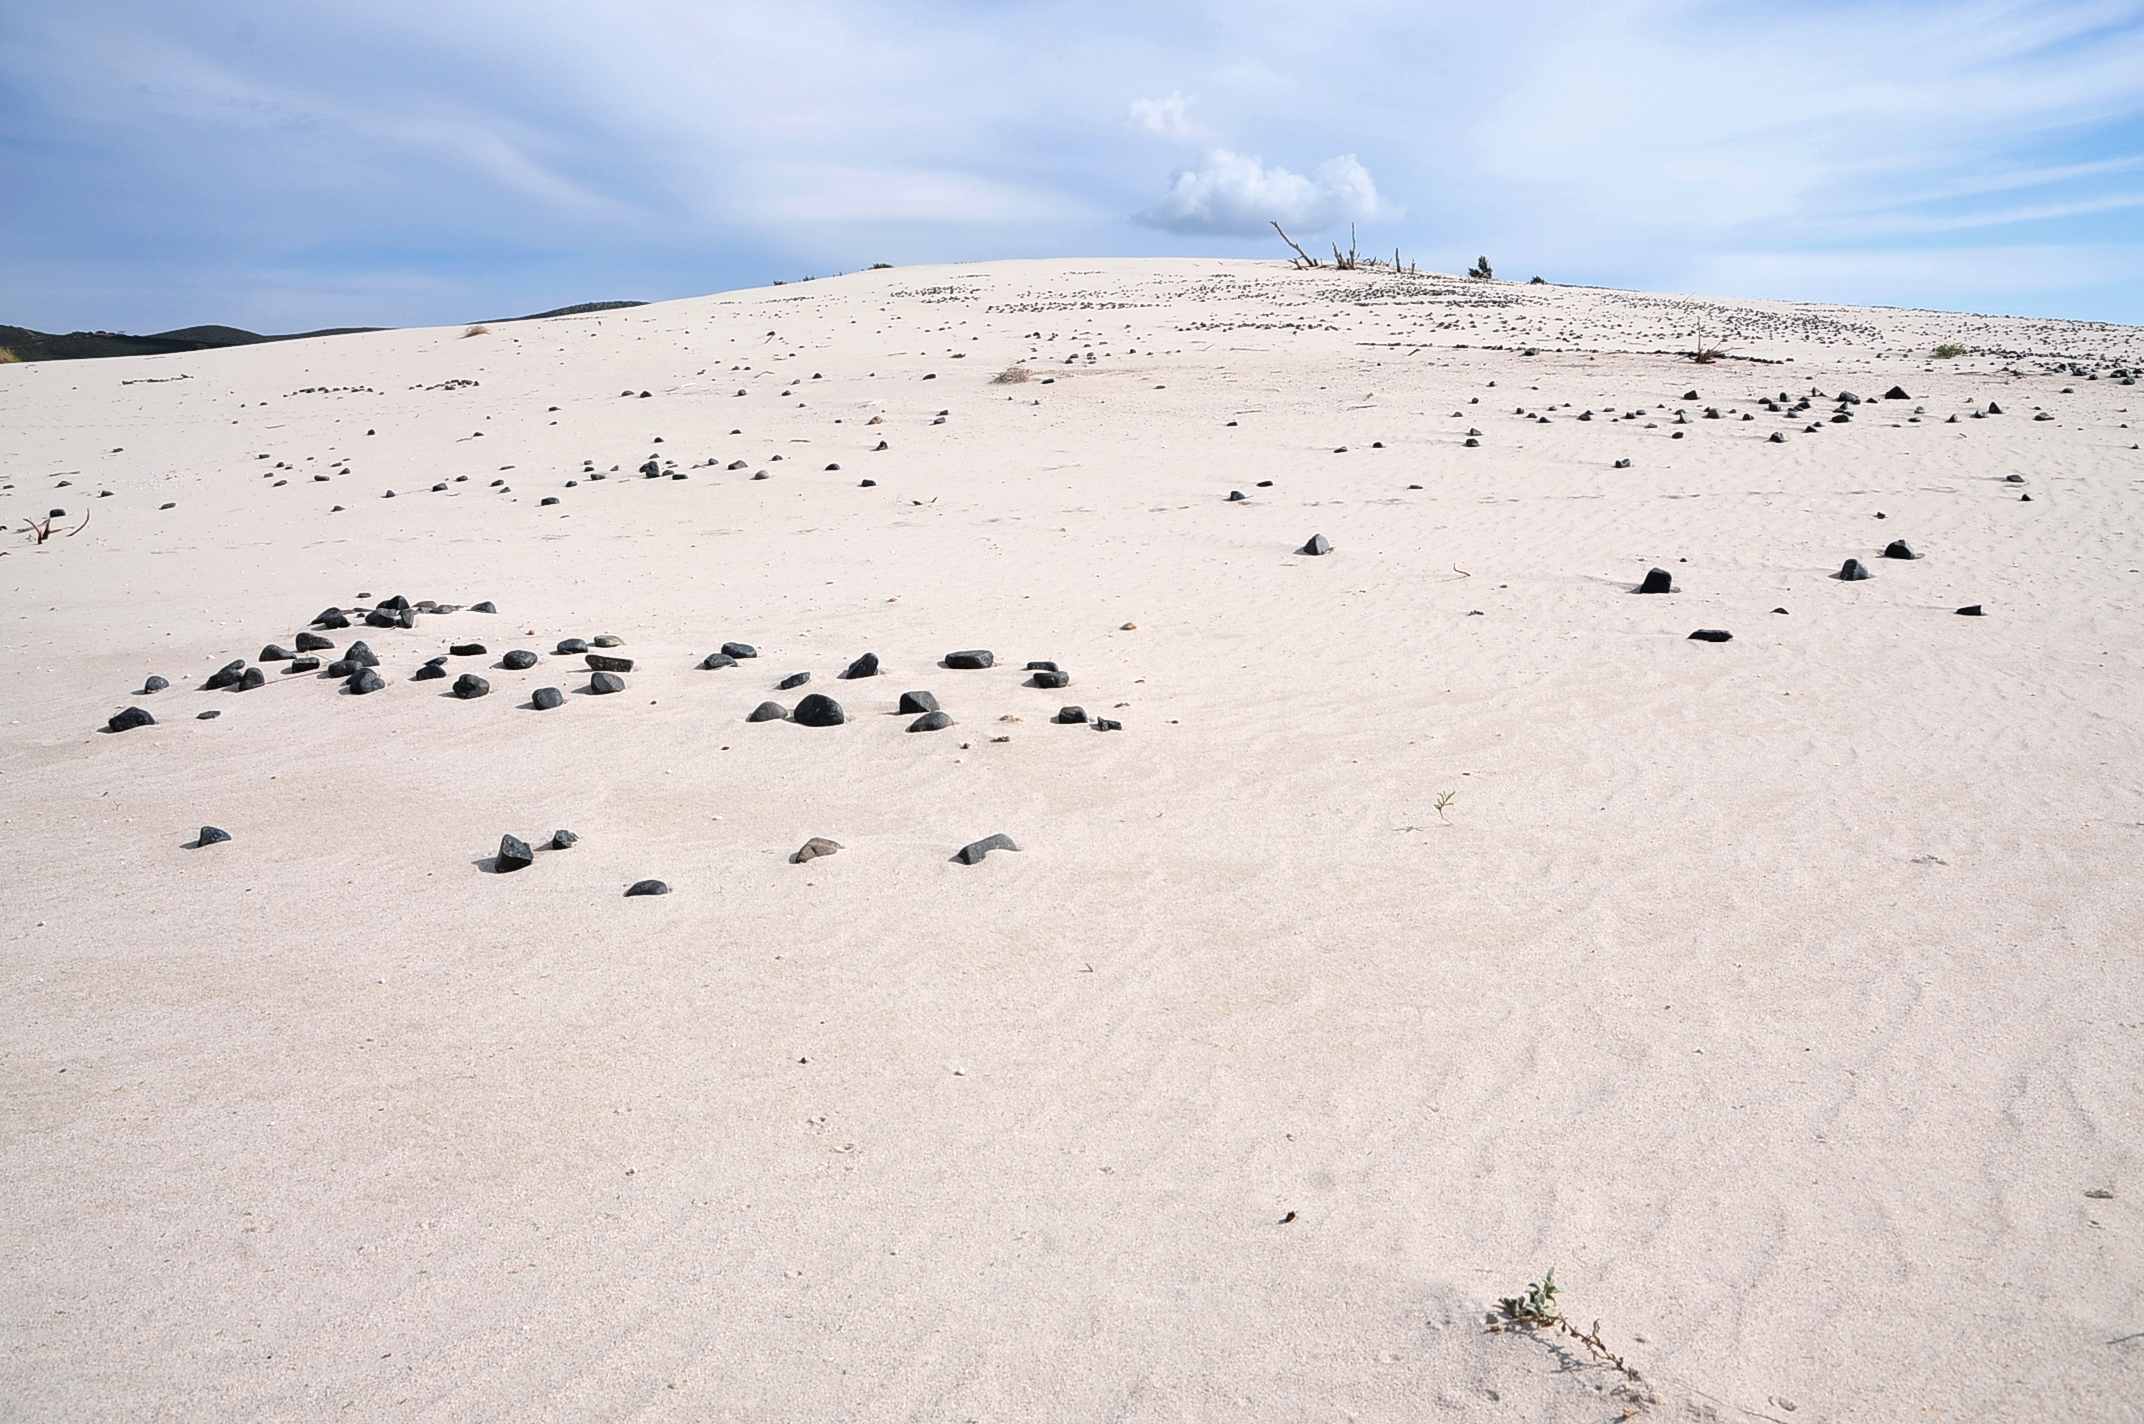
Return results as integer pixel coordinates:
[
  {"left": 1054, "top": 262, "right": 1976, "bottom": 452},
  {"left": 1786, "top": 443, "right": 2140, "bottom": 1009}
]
[{"left": 2, "top": 259, "right": 2140, "bottom": 1422}]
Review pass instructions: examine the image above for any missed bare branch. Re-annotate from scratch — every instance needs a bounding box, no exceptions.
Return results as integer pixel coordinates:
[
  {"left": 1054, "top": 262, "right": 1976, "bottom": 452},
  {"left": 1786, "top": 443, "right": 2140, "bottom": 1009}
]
[{"left": 1270, "top": 221, "right": 1319, "bottom": 268}]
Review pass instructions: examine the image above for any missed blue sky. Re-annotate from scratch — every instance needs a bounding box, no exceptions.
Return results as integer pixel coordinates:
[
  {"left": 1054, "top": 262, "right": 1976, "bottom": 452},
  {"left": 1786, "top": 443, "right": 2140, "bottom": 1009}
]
[{"left": 4, "top": 0, "right": 2143, "bottom": 333}]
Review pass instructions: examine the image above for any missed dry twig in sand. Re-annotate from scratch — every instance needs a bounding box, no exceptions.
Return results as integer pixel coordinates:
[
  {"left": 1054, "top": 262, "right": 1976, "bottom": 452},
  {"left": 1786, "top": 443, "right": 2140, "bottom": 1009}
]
[{"left": 18, "top": 510, "right": 90, "bottom": 545}]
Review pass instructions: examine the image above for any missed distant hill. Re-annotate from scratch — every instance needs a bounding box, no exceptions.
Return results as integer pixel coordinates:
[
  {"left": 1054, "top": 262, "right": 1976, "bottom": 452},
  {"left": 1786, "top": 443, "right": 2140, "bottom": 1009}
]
[
  {"left": 488, "top": 301, "right": 646, "bottom": 322},
  {"left": 0, "top": 300, "right": 645, "bottom": 364}
]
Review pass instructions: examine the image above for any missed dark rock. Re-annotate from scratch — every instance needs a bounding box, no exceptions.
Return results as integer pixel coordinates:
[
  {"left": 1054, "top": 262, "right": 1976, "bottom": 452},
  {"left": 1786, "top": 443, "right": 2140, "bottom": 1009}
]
[
  {"left": 793, "top": 693, "right": 846, "bottom": 726},
  {"left": 501, "top": 650, "right": 538, "bottom": 670},
  {"left": 450, "top": 642, "right": 486, "bottom": 657},
  {"left": 700, "top": 652, "right": 738, "bottom": 670},
  {"left": 412, "top": 664, "right": 447, "bottom": 681},
  {"left": 196, "top": 710, "right": 220, "bottom": 720},
  {"left": 907, "top": 710, "right": 953, "bottom": 732},
  {"left": 141, "top": 675, "right": 169, "bottom": 694},
  {"left": 944, "top": 650, "right": 994, "bottom": 669},
  {"left": 722, "top": 641, "right": 758, "bottom": 659},
  {"left": 2003, "top": 473, "right": 2025, "bottom": 483},
  {"left": 840, "top": 653, "right": 880, "bottom": 679},
  {"left": 345, "top": 668, "right": 385, "bottom": 694},
  {"left": 791, "top": 837, "right": 841, "bottom": 864},
  {"left": 1768, "top": 432, "right": 1787, "bottom": 443},
  {"left": 1092, "top": 717, "right": 1122, "bottom": 731},
  {"left": 585, "top": 653, "right": 634, "bottom": 673},
  {"left": 345, "top": 641, "right": 378, "bottom": 667},
  {"left": 777, "top": 671, "right": 811, "bottom": 690},
  {"left": 1055, "top": 705, "right": 1087, "bottom": 723},
  {"left": 1838, "top": 558, "right": 1871, "bottom": 581},
  {"left": 194, "top": 825, "right": 231, "bottom": 847},
  {"left": 624, "top": 879, "right": 671, "bottom": 897},
  {"left": 1883, "top": 385, "right": 1909, "bottom": 400},
  {"left": 1028, "top": 669, "right": 1071, "bottom": 689},
  {"left": 1299, "top": 533, "right": 1332, "bottom": 556},
  {"left": 497, "top": 834, "right": 535, "bottom": 872},
  {"left": 954, "top": 832, "right": 1019, "bottom": 865},
  {"left": 1687, "top": 629, "right": 1733, "bottom": 643},
  {"left": 235, "top": 667, "right": 266, "bottom": 692},
  {"left": 1882, "top": 540, "right": 1919, "bottom": 560},
  {"left": 205, "top": 660, "right": 245, "bottom": 690},
  {"left": 531, "top": 686, "right": 564, "bottom": 710},
  {"left": 1956, "top": 604, "right": 1984, "bottom": 616},
  {"left": 746, "top": 700, "right": 787, "bottom": 722},
  {"left": 589, "top": 671, "right": 625, "bottom": 694},
  {"left": 1025, "top": 660, "right": 1060, "bottom": 673},
  {"left": 1227, "top": 490, "right": 1246, "bottom": 502},
  {"left": 899, "top": 690, "right": 941, "bottom": 714},
  {"left": 107, "top": 706, "right": 155, "bottom": 733},
  {"left": 556, "top": 638, "right": 590, "bottom": 654},
  {"left": 1637, "top": 567, "right": 1674, "bottom": 594},
  {"left": 550, "top": 830, "right": 577, "bottom": 849},
  {"left": 285, "top": 657, "right": 320, "bottom": 674},
  {"left": 259, "top": 644, "right": 294, "bottom": 662},
  {"left": 471, "top": 601, "right": 496, "bottom": 613},
  {"left": 452, "top": 673, "right": 490, "bottom": 699},
  {"left": 591, "top": 635, "right": 623, "bottom": 648},
  {"left": 295, "top": 631, "right": 334, "bottom": 652}
]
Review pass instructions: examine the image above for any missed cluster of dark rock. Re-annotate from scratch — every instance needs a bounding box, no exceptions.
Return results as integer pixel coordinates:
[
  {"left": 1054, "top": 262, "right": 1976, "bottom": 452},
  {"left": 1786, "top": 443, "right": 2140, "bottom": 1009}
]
[{"left": 738, "top": 650, "right": 1115, "bottom": 732}]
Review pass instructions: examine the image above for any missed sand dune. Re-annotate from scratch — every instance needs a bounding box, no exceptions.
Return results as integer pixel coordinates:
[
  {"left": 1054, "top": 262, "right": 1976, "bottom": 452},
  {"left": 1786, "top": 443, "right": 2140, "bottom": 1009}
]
[{"left": 3, "top": 258, "right": 2140, "bottom": 1422}]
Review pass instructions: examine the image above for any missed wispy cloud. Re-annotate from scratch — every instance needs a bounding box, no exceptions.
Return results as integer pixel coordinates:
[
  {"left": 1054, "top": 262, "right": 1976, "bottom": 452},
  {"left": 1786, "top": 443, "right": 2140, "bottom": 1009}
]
[{"left": 1129, "top": 92, "right": 1204, "bottom": 141}]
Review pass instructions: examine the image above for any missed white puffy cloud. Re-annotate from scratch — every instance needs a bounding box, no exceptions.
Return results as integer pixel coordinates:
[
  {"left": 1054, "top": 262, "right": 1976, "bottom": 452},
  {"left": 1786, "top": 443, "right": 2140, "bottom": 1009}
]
[{"left": 1138, "top": 150, "right": 1388, "bottom": 236}]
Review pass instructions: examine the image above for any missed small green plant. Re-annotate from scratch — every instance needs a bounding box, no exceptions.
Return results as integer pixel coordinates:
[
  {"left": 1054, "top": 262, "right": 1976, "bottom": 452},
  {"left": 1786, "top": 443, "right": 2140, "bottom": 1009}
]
[
  {"left": 1468, "top": 255, "right": 1494, "bottom": 279},
  {"left": 1489, "top": 1267, "right": 1651, "bottom": 1413},
  {"left": 1433, "top": 789, "right": 1457, "bottom": 822},
  {"left": 990, "top": 364, "right": 1031, "bottom": 385},
  {"left": 869, "top": 262, "right": 894, "bottom": 270},
  {"left": 1496, "top": 1268, "right": 1561, "bottom": 1324},
  {"left": 0, "top": 346, "right": 20, "bottom": 364},
  {"left": 1932, "top": 342, "right": 1967, "bottom": 359},
  {"left": 461, "top": 323, "right": 490, "bottom": 338}
]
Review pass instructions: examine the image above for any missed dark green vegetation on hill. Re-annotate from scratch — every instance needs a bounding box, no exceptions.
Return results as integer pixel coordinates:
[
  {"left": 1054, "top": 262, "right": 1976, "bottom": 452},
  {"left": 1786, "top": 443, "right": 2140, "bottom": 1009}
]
[{"left": 0, "top": 301, "right": 646, "bottom": 364}]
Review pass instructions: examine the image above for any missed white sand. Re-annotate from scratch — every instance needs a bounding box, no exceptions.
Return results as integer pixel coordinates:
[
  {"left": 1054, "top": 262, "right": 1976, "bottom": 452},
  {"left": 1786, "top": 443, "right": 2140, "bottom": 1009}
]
[{"left": 3, "top": 258, "right": 2140, "bottom": 1421}]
